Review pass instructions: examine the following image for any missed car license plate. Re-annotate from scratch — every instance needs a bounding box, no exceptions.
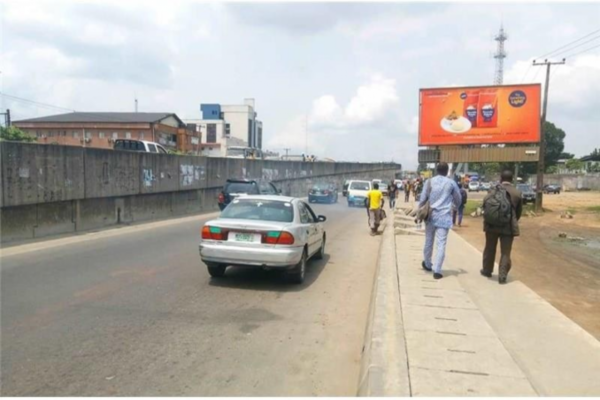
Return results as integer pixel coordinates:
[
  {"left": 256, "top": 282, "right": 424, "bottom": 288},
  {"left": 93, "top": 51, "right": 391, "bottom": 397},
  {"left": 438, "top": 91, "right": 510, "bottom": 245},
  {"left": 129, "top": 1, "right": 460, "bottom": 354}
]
[{"left": 234, "top": 233, "right": 254, "bottom": 242}]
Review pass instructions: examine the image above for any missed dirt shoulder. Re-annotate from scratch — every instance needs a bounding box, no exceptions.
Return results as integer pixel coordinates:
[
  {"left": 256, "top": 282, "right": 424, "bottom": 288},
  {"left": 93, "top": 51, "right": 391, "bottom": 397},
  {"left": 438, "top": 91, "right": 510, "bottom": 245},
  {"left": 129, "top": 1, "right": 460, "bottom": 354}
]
[{"left": 455, "top": 191, "right": 600, "bottom": 340}]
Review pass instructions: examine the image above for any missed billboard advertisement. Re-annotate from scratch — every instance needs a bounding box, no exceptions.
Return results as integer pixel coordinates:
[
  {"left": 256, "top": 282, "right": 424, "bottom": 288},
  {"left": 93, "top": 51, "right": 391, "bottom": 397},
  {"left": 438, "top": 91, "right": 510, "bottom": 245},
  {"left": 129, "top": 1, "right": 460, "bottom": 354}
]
[{"left": 418, "top": 84, "right": 541, "bottom": 146}]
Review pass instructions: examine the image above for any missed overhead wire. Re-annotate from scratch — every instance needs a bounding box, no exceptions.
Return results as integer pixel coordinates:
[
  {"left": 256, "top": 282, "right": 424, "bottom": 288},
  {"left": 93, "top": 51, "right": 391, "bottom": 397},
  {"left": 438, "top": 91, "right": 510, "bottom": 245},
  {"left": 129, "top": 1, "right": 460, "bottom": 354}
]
[
  {"left": 561, "top": 42, "right": 600, "bottom": 60},
  {"left": 536, "top": 27, "right": 600, "bottom": 59}
]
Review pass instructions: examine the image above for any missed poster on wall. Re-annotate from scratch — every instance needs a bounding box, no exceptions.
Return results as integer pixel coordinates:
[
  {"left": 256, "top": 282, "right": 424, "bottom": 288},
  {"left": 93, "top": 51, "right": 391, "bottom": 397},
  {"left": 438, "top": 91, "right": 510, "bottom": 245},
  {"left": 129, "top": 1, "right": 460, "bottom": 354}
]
[{"left": 418, "top": 84, "right": 541, "bottom": 146}]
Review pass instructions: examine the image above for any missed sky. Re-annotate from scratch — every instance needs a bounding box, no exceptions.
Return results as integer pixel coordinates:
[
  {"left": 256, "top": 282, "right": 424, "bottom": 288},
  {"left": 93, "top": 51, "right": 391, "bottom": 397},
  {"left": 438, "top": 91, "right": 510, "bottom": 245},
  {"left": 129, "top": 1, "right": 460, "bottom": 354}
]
[{"left": 1, "top": 1, "right": 599, "bottom": 168}]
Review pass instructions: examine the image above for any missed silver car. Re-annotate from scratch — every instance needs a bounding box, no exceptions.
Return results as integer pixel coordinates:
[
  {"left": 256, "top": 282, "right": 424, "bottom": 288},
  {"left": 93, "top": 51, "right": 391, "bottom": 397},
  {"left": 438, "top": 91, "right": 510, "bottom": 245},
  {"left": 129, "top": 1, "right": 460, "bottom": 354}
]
[{"left": 199, "top": 195, "right": 327, "bottom": 284}]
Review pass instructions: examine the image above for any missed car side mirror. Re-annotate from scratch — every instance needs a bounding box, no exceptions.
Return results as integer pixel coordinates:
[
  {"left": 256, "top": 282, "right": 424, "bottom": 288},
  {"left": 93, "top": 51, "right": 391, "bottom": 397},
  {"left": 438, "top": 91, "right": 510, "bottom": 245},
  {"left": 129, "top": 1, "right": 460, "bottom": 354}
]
[
  {"left": 317, "top": 215, "right": 327, "bottom": 222},
  {"left": 278, "top": 188, "right": 282, "bottom": 194}
]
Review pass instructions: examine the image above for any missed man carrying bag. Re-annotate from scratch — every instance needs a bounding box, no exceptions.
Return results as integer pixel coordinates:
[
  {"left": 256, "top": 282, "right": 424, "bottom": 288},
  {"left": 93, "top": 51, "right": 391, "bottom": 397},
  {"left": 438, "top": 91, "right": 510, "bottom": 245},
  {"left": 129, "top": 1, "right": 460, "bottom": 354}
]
[{"left": 481, "top": 170, "right": 523, "bottom": 284}]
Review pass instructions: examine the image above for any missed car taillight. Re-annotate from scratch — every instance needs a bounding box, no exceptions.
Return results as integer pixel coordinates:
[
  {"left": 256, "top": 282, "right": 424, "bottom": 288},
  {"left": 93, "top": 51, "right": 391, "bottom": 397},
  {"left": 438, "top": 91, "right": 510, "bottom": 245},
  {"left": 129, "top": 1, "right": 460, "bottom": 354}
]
[
  {"left": 262, "top": 231, "right": 295, "bottom": 245},
  {"left": 218, "top": 192, "right": 225, "bottom": 204},
  {"left": 201, "top": 226, "right": 226, "bottom": 240}
]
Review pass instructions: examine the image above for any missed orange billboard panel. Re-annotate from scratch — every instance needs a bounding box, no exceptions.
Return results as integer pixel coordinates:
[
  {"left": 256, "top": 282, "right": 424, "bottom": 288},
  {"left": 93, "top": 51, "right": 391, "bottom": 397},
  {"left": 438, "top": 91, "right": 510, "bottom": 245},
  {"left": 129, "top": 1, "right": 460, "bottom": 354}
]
[{"left": 418, "top": 84, "right": 541, "bottom": 146}]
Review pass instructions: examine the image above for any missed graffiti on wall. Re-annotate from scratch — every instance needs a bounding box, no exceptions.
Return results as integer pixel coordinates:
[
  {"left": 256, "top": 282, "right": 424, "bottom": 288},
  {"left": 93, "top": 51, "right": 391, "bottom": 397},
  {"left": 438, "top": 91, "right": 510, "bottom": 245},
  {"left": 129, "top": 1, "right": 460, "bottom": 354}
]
[{"left": 180, "top": 164, "right": 206, "bottom": 186}]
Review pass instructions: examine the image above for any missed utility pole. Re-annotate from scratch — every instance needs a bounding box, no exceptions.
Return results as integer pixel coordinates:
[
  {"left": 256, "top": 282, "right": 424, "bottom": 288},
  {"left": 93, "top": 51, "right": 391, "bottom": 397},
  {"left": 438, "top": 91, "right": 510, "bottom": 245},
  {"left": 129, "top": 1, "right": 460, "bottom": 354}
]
[
  {"left": 135, "top": 98, "right": 138, "bottom": 113},
  {"left": 304, "top": 114, "right": 308, "bottom": 156},
  {"left": 283, "top": 148, "right": 291, "bottom": 160},
  {"left": 533, "top": 58, "right": 566, "bottom": 212},
  {"left": 0, "top": 109, "right": 10, "bottom": 127}
]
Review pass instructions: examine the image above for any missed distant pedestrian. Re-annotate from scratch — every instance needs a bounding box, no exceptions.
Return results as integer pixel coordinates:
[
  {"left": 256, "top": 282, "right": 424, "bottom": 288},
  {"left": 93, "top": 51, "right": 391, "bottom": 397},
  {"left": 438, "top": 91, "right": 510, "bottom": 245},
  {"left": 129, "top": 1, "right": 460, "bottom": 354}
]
[
  {"left": 366, "top": 182, "right": 384, "bottom": 236},
  {"left": 388, "top": 180, "right": 398, "bottom": 209},
  {"left": 419, "top": 163, "right": 462, "bottom": 279},
  {"left": 404, "top": 180, "right": 412, "bottom": 202},
  {"left": 414, "top": 179, "right": 423, "bottom": 201},
  {"left": 481, "top": 170, "right": 523, "bottom": 284},
  {"left": 452, "top": 184, "right": 468, "bottom": 227}
]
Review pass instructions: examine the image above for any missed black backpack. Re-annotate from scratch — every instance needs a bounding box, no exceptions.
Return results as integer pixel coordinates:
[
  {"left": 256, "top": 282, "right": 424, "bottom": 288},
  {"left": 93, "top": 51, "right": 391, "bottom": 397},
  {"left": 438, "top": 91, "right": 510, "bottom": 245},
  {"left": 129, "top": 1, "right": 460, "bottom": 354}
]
[{"left": 483, "top": 184, "right": 512, "bottom": 226}]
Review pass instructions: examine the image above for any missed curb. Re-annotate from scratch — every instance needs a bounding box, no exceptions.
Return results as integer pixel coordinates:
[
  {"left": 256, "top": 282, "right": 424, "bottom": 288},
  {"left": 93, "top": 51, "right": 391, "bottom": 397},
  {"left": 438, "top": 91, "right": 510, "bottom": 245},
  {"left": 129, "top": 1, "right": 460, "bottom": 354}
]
[{"left": 357, "top": 211, "right": 411, "bottom": 396}]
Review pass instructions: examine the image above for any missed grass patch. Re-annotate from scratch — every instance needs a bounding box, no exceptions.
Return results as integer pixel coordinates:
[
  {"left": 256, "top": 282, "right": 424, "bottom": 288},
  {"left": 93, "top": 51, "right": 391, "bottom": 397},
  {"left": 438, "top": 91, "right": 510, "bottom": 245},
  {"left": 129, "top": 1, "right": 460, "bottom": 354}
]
[
  {"left": 585, "top": 205, "right": 600, "bottom": 213},
  {"left": 464, "top": 199, "right": 482, "bottom": 215}
]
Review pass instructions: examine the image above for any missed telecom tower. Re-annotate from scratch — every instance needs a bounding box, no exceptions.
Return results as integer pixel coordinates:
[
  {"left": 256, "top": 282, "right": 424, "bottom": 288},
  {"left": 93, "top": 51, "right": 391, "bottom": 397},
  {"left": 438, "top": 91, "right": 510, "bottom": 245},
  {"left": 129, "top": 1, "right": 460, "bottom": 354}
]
[{"left": 493, "top": 25, "right": 508, "bottom": 85}]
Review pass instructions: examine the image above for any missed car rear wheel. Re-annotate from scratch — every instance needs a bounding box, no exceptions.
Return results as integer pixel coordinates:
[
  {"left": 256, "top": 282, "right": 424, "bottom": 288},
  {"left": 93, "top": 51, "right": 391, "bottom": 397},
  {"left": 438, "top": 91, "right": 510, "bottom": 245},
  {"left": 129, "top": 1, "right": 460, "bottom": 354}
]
[
  {"left": 315, "top": 235, "right": 326, "bottom": 260},
  {"left": 287, "top": 250, "right": 307, "bottom": 284},
  {"left": 207, "top": 263, "right": 227, "bottom": 278}
]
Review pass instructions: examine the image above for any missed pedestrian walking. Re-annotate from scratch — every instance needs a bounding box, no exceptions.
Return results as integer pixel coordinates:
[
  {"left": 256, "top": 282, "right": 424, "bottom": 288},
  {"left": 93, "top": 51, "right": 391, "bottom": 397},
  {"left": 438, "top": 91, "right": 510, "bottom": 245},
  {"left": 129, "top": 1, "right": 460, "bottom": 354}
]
[
  {"left": 452, "top": 184, "right": 468, "bottom": 227},
  {"left": 418, "top": 163, "right": 462, "bottom": 280},
  {"left": 366, "top": 182, "right": 384, "bottom": 236},
  {"left": 414, "top": 178, "right": 423, "bottom": 201},
  {"left": 404, "top": 180, "right": 411, "bottom": 203},
  {"left": 388, "top": 180, "right": 398, "bottom": 209},
  {"left": 481, "top": 170, "right": 523, "bottom": 284}
]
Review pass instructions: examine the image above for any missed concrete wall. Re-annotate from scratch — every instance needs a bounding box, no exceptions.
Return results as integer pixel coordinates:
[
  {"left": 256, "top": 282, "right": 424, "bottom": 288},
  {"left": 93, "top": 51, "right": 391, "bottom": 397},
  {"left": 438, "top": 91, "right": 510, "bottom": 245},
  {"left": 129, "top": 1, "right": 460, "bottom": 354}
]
[
  {"left": 543, "top": 173, "right": 600, "bottom": 191},
  {"left": 0, "top": 142, "right": 399, "bottom": 243}
]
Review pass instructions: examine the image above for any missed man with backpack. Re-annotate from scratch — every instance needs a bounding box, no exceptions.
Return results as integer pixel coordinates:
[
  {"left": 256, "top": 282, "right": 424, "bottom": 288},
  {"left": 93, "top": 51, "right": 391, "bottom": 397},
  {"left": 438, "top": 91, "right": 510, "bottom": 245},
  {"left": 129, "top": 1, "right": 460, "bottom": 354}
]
[
  {"left": 453, "top": 184, "right": 468, "bottom": 227},
  {"left": 481, "top": 170, "right": 523, "bottom": 284}
]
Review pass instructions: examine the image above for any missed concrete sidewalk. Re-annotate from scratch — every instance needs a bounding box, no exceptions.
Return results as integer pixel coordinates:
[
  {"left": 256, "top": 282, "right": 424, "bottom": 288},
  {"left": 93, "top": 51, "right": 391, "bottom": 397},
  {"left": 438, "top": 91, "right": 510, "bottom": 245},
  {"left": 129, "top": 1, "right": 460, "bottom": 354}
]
[{"left": 359, "top": 204, "right": 600, "bottom": 396}]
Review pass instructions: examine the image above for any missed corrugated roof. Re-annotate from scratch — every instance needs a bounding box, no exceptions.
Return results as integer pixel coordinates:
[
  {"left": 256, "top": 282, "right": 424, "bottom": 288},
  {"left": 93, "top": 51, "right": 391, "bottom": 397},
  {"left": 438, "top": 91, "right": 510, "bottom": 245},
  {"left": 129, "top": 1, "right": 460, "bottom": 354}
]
[{"left": 14, "top": 112, "right": 183, "bottom": 125}]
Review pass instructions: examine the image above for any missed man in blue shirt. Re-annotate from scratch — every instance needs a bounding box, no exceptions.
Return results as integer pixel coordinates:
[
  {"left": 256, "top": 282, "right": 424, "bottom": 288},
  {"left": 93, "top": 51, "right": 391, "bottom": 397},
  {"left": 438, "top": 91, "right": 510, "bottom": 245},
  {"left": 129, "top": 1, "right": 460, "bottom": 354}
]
[{"left": 418, "top": 162, "right": 462, "bottom": 279}]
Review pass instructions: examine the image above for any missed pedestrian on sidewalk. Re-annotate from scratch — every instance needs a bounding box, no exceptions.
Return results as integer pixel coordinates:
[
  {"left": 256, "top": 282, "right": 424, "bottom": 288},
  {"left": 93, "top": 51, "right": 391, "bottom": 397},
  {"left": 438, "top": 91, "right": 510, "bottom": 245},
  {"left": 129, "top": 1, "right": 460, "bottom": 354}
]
[
  {"left": 366, "top": 182, "right": 384, "bottom": 236},
  {"left": 452, "top": 184, "right": 468, "bottom": 227},
  {"left": 388, "top": 180, "right": 398, "bottom": 209},
  {"left": 413, "top": 179, "right": 421, "bottom": 202},
  {"left": 404, "top": 180, "right": 412, "bottom": 203},
  {"left": 481, "top": 170, "right": 523, "bottom": 284},
  {"left": 419, "top": 163, "right": 462, "bottom": 279}
]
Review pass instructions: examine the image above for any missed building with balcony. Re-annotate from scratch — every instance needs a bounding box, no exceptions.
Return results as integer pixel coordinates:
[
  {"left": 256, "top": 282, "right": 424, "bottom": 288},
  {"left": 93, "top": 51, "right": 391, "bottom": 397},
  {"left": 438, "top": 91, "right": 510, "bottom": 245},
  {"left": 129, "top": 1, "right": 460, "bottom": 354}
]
[{"left": 186, "top": 98, "right": 263, "bottom": 157}]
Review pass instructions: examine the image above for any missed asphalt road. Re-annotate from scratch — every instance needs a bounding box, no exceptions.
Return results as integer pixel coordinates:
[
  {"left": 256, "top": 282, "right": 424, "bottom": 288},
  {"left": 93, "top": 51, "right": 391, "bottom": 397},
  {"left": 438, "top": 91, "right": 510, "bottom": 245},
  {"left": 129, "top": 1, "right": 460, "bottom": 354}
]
[{"left": 1, "top": 200, "right": 383, "bottom": 396}]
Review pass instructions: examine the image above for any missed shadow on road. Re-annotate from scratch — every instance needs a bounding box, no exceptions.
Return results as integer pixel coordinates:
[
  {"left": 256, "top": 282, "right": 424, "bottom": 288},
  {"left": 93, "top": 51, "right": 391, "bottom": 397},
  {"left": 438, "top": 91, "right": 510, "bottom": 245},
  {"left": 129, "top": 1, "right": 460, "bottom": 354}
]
[{"left": 207, "top": 254, "right": 331, "bottom": 292}]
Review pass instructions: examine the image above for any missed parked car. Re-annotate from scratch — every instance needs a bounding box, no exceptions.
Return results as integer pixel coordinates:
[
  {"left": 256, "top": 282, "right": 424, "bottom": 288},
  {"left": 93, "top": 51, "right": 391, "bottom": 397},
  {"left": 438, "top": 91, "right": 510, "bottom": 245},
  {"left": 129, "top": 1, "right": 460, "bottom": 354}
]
[
  {"left": 480, "top": 182, "right": 492, "bottom": 191},
  {"left": 468, "top": 181, "right": 481, "bottom": 192},
  {"left": 544, "top": 184, "right": 561, "bottom": 194},
  {"left": 217, "top": 179, "right": 281, "bottom": 211},
  {"left": 308, "top": 183, "right": 339, "bottom": 204},
  {"left": 199, "top": 195, "right": 327, "bottom": 284},
  {"left": 372, "top": 179, "right": 388, "bottom": 196},
  {"left": 517, "top": 184, "right": 537, "bottom": 204},
  {"left": 114, "top": 139, "right": 168, "bottom": 153},
  {"left": 347, "top": 180, "right": 372, "bottom": 207},
  {"left": 342, "top": 180, "right": 351, "bottom": 197},
  {"left": 394, "top": 179, "right": 404, "bottom": 191}
]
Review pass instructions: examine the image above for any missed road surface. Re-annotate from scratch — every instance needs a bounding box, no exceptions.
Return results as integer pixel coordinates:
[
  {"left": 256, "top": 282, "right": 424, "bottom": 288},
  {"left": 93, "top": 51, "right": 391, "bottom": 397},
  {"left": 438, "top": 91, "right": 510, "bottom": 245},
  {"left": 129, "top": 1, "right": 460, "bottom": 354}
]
[{"left": 1, "top": 201, "right": 382, "bottom": 396}]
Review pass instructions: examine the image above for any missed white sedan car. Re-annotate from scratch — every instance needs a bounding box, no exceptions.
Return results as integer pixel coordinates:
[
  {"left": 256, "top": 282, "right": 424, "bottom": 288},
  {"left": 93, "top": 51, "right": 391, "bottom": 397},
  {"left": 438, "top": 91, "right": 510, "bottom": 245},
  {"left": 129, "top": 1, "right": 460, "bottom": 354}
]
[{"left": 199, "top": 195, "right": 327, "bottom": 284}]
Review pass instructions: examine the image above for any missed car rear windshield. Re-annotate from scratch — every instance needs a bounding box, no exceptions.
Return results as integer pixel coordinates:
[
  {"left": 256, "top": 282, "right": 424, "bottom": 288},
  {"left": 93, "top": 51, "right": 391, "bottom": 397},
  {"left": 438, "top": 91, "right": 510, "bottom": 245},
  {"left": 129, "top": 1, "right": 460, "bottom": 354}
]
[
  {"left": 517, "top": 184, "right": 532, "bottom": 192},
  {"left": 313, "top": 183, "right": 332, "bottom": 190},
  {"left": 350, "top": 182, "right": 370, "bottom": 190},
  {"left": 221, "top": 199, "right": 293, "bottom": 223},
  {"left": 225, "top": 182, "right": 259, "bottom": 194}
]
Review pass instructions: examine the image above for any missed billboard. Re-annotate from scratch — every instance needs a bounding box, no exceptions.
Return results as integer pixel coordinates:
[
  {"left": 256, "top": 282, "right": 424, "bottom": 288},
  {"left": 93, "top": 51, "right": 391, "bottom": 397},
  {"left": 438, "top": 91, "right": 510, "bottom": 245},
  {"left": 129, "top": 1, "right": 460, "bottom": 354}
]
[{"left": 418, "top": 84, "right": 541, "bottom": 146}]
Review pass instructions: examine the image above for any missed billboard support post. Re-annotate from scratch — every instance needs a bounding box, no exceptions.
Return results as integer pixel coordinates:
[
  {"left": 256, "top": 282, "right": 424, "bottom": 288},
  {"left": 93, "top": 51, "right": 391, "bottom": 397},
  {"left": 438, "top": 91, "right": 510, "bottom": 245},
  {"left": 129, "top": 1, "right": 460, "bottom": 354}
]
[{"left": 533, "top": 59, "right": 566, "bottom": 212}]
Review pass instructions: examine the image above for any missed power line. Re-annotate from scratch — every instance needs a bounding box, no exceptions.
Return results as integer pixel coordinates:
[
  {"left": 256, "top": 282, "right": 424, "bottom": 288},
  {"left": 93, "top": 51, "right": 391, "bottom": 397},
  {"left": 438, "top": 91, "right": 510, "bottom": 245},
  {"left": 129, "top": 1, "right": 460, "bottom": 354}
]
[
  {"left": 520, "top": 62, "right": 533, "bottom": 83},
  {"left": 550, "top": 35, "right": 600, "bottom": 58},
  {"left": 0, "top": 92, "right": 75, "bottom": 112},
  {"left": 562, "top": 42, "right": 600, "bottom": 59},
  {"left": 537, "top": 27, "right": 600, "bottom": 59}
]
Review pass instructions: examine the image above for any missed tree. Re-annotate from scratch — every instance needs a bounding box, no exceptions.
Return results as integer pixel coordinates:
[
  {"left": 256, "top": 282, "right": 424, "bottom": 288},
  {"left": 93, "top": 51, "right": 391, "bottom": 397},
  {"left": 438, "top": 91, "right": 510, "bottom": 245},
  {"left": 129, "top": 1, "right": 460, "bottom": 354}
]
[
  {"left": 565, "top": 158, "right": 584, "bottom": 172},
  {"left": 559, "top": 152, "right": 575, "bottom": 159},
  {"left": 0, "top": 126, "right": 37, "bottom": 142},
  {"left": 521, "top": 120, "right": 566, "bottom": 174}
]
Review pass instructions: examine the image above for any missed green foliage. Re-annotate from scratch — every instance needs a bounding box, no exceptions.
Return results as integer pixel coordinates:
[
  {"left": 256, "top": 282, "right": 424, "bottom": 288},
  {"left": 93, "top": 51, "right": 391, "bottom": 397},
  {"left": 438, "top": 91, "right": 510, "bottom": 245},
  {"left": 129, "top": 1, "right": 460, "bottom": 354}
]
[
  {"left": 559, "top": 152, "right": 575, "bottom": 159},
  {"left": 542, "top": 121, "right": 566, "bottom": 169},
  {"left": 565, "top": 158, "right": 584, "bottom": 171},
  {"left": 0, "top": 126, "right": 37, "bottom": 142},
  {"left": 546, "top": 165, "right": 559, "bottom": 174}
]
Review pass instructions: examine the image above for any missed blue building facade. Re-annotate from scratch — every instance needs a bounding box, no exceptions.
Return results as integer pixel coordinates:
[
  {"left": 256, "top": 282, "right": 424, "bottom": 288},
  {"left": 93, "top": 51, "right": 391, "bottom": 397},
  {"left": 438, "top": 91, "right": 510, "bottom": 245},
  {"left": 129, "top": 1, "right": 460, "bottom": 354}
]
[{"left": 200, "top": 104, "right": 221, "bottom": 120}]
